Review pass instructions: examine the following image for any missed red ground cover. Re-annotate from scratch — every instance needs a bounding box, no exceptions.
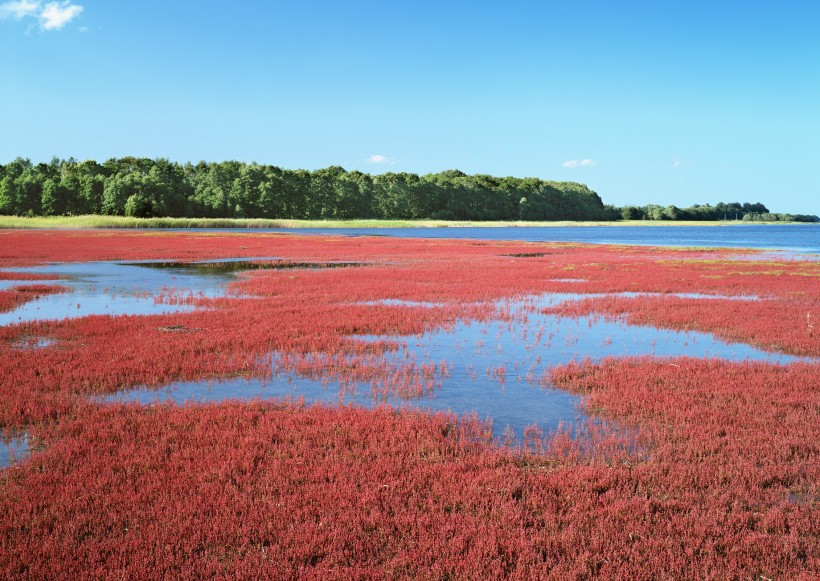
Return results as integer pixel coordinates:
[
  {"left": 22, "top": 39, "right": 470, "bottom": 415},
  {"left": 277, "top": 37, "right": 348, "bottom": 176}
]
[
  {"left": 1, "top": 358, "right": 816, "bottom": 578},
  {"left": 0, "top": 229, "right": 817, "bottom": 578},
  {"left": 0, "top": 272, "right": 60, "bottom": 281},
  {"left": 545, "top": 294, "right": 819, "bottom": 356},
  {"left": 0, "top": 284, "right": 69, "bottom": 313}
]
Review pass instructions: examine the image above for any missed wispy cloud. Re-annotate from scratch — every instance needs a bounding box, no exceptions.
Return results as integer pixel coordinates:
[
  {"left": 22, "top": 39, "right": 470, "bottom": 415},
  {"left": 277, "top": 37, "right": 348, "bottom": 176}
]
[
  {"left": 0, "top": 0, "right": 39, "bottom": 19},
  {"left": 561, "top": 159, "right": 597, "bottom": 168},
  {"left": 672, "top": 159, "right": 682, "bottom": 169},
  {"left": 365, "top": 154, "right": 393, "bottom": 165},
  {"left": 0, "top": 0, "right": 83, "bottom": 31},
  {"left": 40, "top": 1, "right": 82, "bottom": 30}
]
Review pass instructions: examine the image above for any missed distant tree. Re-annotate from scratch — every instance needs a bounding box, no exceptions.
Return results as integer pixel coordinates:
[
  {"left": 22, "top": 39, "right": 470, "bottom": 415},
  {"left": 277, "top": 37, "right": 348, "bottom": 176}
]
[
  {"left": 621, "top": 206, "right": 641, "bottom": 220},
  {"left": 335, "top": 171, "right": 373, "bottom": 219},
  {"left": 41, "top": 179, "right": 61, "bottom": 215},
  {"left": 0, "top": 176, "right": 14, "bottom": 215},
  {"left": 15, "top": 168, "right": 44, "bottom": 215},
  {"left": 518, "top": 197, "right": 528, "bottom": 220},
  {"left": 374, "top": 173, "right": 419, "bottom": 219},
  {"left": 663, "top": 205, "right": 680, "bottom": 220},
  {"left": 1, "top": 156, "right": 802, "bottom": 223},
  {"left": 124, "top": 193, "right": 153, "bottom": 218}
]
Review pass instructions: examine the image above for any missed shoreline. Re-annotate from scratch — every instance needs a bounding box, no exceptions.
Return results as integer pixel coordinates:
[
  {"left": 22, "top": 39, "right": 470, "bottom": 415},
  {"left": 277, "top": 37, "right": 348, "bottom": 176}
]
[{"left": 0, "top": 215, "right": 816, "bottom": 230}]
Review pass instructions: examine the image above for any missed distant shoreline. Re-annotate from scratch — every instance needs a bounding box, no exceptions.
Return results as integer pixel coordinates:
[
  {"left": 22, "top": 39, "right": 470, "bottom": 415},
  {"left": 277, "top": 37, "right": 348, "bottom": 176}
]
[{"left": 0, "top": 215, "right": 816, "bottom": 230}]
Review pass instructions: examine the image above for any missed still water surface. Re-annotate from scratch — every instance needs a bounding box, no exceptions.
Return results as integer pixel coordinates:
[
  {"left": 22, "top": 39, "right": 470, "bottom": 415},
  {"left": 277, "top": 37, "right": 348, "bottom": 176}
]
[
  {"left": 2, "top": 232, "right": 816, "bottom": 465},
  {"left": 198, "top": 224, "right": 819, "bottom": 254},
  {"left": 107, "top": 303, "right": 805, "bottom": 440}
]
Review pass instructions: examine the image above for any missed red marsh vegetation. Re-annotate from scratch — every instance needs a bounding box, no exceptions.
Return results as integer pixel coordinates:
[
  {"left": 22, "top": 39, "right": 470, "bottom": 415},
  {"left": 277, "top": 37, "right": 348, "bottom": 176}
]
[
  {"left": 0, "top": 229, "right": 817, "bottom": 578},
  {"left": 0, "top": 284, "right": 69, "bottom": 313}
]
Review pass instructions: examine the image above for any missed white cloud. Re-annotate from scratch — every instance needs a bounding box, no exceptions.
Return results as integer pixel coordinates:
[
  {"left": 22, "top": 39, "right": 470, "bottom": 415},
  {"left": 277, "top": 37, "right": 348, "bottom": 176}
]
[
  {"left": 672, "top": 159, "right": 682, "bottom": 169},
  {"left": 0, "top": 0, "right": 84, "bottom": 31},
  {"left": 0, "top": 0, "right": 40, "bottom": 20},
  {"left": 40, "top": 1, "right": 82, "bottom": 30},
  {"left": 365, "top": 154, "right": 393, "bottom": 164},
  {"left": 562, "top": 159, "right": 597, "bottom": 168}
]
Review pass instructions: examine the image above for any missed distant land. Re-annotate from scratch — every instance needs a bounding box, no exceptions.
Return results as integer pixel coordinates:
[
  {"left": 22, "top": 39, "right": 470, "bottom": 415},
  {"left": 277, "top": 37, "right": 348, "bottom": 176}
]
[{"left": 1, "top": 157, "right": 817, "bottom": 223}]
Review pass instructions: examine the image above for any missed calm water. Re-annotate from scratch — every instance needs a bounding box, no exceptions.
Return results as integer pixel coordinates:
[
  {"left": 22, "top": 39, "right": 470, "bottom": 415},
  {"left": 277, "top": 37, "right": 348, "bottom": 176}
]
[
  {"left": 193, "top": 224, "right": 819, "bottom": 254},
  {"left": 106, "top": 295, "right": 810, "bottom": 443},
  {"left": 2, "top": 228, "right": 817, "bottom": 465},
  {"left": 0, "top": 261, "right": 230, "bottom": 326},
  {"left": 0, "top": 258, "right": 365, "bottom": 326},
  {"left": 0, "top": 432, "right": 28, "bottom": 467}
]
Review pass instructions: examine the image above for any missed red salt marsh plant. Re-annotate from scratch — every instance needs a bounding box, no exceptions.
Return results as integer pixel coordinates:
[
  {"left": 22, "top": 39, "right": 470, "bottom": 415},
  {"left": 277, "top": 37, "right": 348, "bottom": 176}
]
[
  {"left": 0, "top": 229, "right": 818, "bottom": 578},
  {"left": 0, "top": 277, "right": 493, "bottom": 427},
  {"left": 0, "top": 284, "right": 69, "bottom": 313},
  {"left": 548, "top": 357, "right": 819, "bottom": 575},
  {"left": 0, "top": 230, "right": 816, "bottom": 427},
  {"left": 0, "top": 229, "right": 817, "bottom": 428},
  {"left": 545, "top": 294, "right": 819, "bottom": 357},
  {"left": 2, "top": 230, "right": 817, "bottom": 309},
  {"left": 1, "top": 356, "right": 817, "bottom": 579},
  {"left": 0, "top": 272, "right": 61, "bottom": 281}
]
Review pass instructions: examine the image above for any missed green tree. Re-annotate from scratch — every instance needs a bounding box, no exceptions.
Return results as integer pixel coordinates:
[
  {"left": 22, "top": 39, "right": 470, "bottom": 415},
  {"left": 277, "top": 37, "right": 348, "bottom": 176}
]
[
  {"left": 41, "top": 179, "right": 61, "bottom": 215},
  {"left": 621, "top": 206, "right": 640, "bottom": 220},
  {"left": 124, "top": 193, "right": 153, "bottom": 217}
]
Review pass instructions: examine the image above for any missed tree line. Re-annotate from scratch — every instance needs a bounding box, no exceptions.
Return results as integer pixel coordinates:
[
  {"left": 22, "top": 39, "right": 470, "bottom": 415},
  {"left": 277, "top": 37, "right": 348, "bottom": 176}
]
[
  {"left": 0, "top": 157, "right": 816, "bottom": 222},
  {"left": 0, "top": 157, "right": 611, "bottom": 221},
  {"left": 619, "top": 203, "right": 817, "bottom": 223}
]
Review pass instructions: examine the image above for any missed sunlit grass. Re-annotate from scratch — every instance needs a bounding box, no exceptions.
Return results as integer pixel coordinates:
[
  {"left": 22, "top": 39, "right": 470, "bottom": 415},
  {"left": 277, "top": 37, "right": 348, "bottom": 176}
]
[{"left": 0, "top": 215, "right": 803, "bottom": 229}]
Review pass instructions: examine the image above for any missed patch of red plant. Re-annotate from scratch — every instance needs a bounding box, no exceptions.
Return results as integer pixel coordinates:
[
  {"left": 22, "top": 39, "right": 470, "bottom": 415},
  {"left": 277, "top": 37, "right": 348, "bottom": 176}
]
[
  {"left": 548, "top": 357, "right": 819, "bottom": 576},
  {"left": 1, "top": 230, "right": 816, "bottom": 425},
  {"left": 0, "top": 284, "right": 69, "bottom": 313},
  {"left": 0, "top": 281, "right": 489, "bottom": 426},
  {"left": 1, "top": 357, "right": 817, "bottom": 579},
  {"left": 0, "top": 272, "right": 60, "bottom": 281},
  {"left": 545, "top": 295, "right": 819, "bottom": 357},
  {"left": 1, "top": 230, "right": 818, "bottom": 577}
]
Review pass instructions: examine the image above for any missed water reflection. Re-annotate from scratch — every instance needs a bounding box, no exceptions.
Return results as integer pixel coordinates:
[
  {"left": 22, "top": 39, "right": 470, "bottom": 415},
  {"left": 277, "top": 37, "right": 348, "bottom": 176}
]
[
  {"left": 127, "top": 258, "right": 362, "bottom": 275},
  {"left": 0, "top": 261, "right": 235, "bottom": 326},
  {"left": 0, "top": 432, "right": 28, "bottom": 468},
  {"left": 107, "top": 294, "right": 807, "bottom": 441},
  {"left": 4, "top": 254, "right": 813, "bottom": 456},
  {"left": 0, "top": 259, "right": 370, "bottom": 326},
  {"left": 236, "top": 225, "right": 820, "bottom": 255}
]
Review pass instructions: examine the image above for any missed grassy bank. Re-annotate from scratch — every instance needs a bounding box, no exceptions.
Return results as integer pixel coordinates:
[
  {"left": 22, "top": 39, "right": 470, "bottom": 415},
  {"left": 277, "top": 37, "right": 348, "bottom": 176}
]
[{"left": 0, "top": 215, "right": 809, "bottom": 229}]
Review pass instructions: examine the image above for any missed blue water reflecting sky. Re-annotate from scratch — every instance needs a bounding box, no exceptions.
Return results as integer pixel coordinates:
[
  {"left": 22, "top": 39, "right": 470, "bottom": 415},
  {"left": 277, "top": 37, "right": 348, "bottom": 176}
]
[{"left": 179, "top": 224, "right": 819, "bottom": 254}]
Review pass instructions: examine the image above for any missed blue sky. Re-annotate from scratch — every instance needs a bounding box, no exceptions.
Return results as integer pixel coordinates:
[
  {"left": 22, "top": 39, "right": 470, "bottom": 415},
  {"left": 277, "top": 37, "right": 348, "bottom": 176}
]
[{"left": 1, "top": 1, "right": 818, "bottom": 214}]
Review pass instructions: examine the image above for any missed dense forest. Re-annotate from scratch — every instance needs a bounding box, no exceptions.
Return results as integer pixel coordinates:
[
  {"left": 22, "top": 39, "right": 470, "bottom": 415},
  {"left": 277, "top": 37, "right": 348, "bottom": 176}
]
[
  {"left": 0, "top": 157, "right": 816, "bottom": 222},
  {"left": 618, "top": 203, "right": 817, "bottom": 223}
]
